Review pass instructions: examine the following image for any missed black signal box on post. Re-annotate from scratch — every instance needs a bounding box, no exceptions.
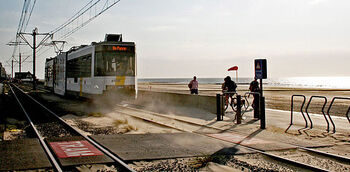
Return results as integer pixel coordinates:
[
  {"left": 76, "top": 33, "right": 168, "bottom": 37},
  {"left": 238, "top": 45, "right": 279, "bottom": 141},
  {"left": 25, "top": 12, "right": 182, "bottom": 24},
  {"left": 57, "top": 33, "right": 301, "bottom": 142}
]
[
  {"left": 255, "top": 59, "right": 267, "bottom": 79},
  {"left": 254, "top": 58, "right": 267, "bottom": 129}
]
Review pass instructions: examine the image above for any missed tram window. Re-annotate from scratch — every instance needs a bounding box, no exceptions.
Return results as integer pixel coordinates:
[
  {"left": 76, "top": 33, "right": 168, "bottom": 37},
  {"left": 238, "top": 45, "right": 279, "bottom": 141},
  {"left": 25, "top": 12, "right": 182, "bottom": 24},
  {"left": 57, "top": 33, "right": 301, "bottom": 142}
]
[
  {"left": 94, "top": 51, "right": 135, "bottom": 76},
  {"left": 67, "top": 54, "right": 92, "bottom": 78},
  {"left": 116, "top": 56, "right": 135, "bottom": 76}
]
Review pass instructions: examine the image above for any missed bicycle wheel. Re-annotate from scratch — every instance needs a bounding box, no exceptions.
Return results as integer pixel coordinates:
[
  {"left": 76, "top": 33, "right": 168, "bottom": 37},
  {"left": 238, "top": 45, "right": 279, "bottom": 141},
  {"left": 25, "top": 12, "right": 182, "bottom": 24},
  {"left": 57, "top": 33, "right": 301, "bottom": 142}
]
[
  {"left": 231, "top": 97, "right": 237, "bottom": 112},
  {"left": 224, "top": 103, "right": 229, "bottom": 111}
]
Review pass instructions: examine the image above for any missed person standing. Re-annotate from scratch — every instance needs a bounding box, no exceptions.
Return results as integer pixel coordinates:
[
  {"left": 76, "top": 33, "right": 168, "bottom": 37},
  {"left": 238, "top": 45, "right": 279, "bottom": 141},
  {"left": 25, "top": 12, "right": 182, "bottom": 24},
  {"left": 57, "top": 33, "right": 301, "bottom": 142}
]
[
  {"left": 249, "top": 77, "right": 260, "bottom": 108},
  {"left": 188, "top": 76, "right": 198, "bottom": 94}
]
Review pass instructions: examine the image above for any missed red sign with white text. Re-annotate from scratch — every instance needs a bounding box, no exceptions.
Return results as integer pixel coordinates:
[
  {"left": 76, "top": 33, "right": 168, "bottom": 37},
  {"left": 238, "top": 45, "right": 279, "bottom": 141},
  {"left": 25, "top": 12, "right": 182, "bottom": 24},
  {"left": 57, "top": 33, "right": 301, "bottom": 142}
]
[{"left": 50, "top": 140, "right": 103, "bottom": 158}]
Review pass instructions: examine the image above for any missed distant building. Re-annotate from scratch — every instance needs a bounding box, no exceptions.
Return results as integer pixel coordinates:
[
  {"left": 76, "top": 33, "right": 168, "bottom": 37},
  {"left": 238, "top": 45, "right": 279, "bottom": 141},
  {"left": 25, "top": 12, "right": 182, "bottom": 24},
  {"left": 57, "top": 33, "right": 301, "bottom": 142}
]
[
  {"left": 0, "top": 63, "right": 6, "bottom": 80},
  {"left": 15, "top": 71, "right": 33, "bottom": 82}
]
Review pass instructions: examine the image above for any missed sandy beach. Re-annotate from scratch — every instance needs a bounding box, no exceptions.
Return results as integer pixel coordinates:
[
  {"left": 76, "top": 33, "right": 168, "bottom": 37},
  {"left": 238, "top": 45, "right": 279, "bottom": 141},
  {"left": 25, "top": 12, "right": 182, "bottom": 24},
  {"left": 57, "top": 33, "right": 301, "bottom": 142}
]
[{"left": 139, "top": 83, "right": 350, "bottom": 117}]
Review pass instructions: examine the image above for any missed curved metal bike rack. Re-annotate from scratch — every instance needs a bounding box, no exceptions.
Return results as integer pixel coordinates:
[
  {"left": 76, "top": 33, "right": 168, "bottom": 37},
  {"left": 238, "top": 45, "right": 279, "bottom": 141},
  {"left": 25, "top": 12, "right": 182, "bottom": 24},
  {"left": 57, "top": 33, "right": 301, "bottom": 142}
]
[
  {"left": 305, "top": 96, "right": 328, "bottom": 130},
  {"left": 286, "top": 95, "right": 306, "bottom": 132},
  {"left": 326, "top": 97, "right": 350, "bottom": 133}
]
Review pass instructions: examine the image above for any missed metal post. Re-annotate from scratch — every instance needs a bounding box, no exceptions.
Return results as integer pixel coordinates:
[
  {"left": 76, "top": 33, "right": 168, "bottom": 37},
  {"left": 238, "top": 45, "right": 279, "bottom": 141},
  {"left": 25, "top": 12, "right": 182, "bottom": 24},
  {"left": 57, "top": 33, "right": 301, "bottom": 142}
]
[
  {"left": 216, "top": 94, "right": 222, "bottom": 121},
  {"left": 254, "top": 94, "right": 260, "bottom": 118},
  {"left": 236, "top": 95, "right": 242, "bottom": 124},
  {"left": 11, "top": 59, "right": 13, "bottom": 79},
  {"left": 260, "top": 79, "right": 263, "bottom": 97},
  {"left": 259, "top": 78, "right": 266, "bottom": 129},
  {"left": 33, "top": 29, "right": 37, "bottom": 90},
  {"left": 260, "top": 97, "right": 266, "bottom": 129},
  {"left": 19, "top": 53, "right": 21, "bottom": 73}
]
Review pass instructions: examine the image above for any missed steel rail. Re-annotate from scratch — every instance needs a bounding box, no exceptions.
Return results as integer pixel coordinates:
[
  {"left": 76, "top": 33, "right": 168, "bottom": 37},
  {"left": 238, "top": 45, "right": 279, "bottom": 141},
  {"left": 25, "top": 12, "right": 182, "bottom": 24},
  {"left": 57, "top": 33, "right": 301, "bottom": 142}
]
[
  {"left": 117, "top": 103, "right": 348, "bottom": 171},
  {"left": 115, "top": 105, "right": 222, "bottom": 132},
  {"left": 11, "top": 84, "right": 136, "bottom": 172},
  {"left": 116, "top": 107, "right": 330, "bottom": 171},
  {"left": 113, "top": 109, "right": 189, "bottom": 132},
  {"left": 300, "top": 147, "right": 350, "bottom": 163},
  {"left": 9, "top": 84, "right": 63, "bottom": 172}
]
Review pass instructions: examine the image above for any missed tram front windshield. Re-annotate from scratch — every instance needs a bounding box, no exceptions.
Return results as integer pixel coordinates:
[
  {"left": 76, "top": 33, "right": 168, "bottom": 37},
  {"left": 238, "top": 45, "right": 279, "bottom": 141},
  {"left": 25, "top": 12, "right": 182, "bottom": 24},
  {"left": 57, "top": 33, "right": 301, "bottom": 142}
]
[{"left": 94, "top": 45, "right": 135, "bottom": 77}]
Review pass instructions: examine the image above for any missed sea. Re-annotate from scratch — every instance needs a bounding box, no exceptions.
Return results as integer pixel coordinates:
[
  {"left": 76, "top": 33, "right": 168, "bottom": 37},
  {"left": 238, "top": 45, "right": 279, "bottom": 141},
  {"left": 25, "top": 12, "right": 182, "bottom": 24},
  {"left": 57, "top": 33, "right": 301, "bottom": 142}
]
[{"left": 138, "top": 77, "right": 350, "bottom": 89}]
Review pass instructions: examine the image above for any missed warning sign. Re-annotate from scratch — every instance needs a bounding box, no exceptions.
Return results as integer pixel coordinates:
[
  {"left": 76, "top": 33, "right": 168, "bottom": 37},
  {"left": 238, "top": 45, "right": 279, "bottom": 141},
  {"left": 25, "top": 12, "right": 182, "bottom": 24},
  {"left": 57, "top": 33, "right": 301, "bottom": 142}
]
[
  {"left": 254, "top": 59, "right": 267, "bottom": 79},
  {"left": 255, "top": 61, "right": 261, "bottom": 70},
  {"left": 50, "top": 140, "right": 104, "bottom": 158}
]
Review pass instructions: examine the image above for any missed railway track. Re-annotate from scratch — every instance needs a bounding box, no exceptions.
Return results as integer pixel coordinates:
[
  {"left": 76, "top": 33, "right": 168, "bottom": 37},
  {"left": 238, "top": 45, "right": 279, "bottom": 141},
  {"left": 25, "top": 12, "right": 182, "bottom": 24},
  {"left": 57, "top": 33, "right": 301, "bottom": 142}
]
[
  {"left": 115, "top": 103, "right": 350, "bottom": 171},
  {"left": 8, "top": 84, "right": 135, "bottom": 172},
  {"left": 7, "top": 83, "right": 349, "bottom": 171}
]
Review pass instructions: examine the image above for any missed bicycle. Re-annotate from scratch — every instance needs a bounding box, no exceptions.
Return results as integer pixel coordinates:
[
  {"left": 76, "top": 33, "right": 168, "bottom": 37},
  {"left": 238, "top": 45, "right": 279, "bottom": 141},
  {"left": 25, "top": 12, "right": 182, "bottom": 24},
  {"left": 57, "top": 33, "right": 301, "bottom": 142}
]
[
  {"left": 223, "top": 91, "right": 250, "bottom": 120},
  {"left": 223, "top": 91, "right": 237, "bottom": 112}
]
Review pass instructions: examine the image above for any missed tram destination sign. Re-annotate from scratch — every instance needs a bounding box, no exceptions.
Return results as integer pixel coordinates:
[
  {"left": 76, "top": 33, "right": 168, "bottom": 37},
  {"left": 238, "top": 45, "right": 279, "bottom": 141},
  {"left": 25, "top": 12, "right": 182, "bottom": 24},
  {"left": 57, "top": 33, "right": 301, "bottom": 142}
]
[
  {"left": 96, "top": 44, "right": 135, "bottom": 53},
  {"left": 254, "top": 59, "right": 267, "bottom": 79}
]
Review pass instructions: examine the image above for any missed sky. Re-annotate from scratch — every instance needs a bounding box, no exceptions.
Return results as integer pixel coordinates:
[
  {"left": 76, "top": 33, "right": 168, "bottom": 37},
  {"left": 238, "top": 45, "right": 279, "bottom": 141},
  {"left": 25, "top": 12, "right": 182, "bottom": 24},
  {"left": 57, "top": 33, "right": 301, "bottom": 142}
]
[{"left": 0, "top": 0, "right": 350, "bottom": 79}]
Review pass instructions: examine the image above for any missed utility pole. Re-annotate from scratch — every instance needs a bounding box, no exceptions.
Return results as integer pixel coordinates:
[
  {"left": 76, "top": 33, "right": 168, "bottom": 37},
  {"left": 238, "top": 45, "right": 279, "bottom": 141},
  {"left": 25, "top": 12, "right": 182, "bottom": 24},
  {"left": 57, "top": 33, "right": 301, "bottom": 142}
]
[
  {"left": 11, "top": 59, "right": 14, "bottom": 79},
  {"left": 32, "top": 28, "right": 36, "bottom": 89},
  {"left": 19, "top": 53, "right": 21, "bottom": 73},
  {"left": 18, "top": 28, "right": 52, "bottom": 90}
]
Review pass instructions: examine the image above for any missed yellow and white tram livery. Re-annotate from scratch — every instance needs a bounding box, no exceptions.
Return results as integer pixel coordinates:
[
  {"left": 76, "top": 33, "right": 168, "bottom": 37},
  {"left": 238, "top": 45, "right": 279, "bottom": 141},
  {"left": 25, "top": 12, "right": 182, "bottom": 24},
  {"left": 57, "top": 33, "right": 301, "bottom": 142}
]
[{"left": 45, "top": 34, "right": 136, "bottom": 98}]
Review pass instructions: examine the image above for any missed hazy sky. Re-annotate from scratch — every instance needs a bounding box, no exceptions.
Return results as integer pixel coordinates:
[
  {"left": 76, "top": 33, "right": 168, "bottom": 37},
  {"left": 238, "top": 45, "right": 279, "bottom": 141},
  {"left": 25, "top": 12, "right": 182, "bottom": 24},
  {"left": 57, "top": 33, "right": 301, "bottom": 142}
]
[{"left": 0, "top": 0, "right": 349, "bottom": 79}]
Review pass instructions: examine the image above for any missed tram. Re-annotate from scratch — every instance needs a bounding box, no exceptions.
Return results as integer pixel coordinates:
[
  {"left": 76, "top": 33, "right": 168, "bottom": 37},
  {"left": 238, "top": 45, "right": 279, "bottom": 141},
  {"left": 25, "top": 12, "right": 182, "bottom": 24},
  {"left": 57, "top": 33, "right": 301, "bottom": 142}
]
[
  {"left": 44, "top": 58, "right": 55, "bottom": 89},
  {"left": 45, "top": 34, "right": 136, "bottom": 98}
]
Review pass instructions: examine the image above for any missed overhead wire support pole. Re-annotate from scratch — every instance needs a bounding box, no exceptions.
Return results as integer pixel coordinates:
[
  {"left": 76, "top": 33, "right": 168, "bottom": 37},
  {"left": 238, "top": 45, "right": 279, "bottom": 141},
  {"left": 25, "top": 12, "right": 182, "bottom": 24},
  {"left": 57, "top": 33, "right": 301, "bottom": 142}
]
[
  {"left": 33, "top": 28, "right": 36, "bottom": 89},
  {"left": 19, "top": 53, "right": 22, "bottom": 73},
  {"left": 7, "top": 0, "right": 37, "bottom": 65},
  {"left": 43, "top": 41, "right": 67, "bottom": 55},
  {"left": 18, "top": 28, "right": 53, "bottom": 90},
  {"left": 11, "top": 60, "right": 14, "bottom": 79}
]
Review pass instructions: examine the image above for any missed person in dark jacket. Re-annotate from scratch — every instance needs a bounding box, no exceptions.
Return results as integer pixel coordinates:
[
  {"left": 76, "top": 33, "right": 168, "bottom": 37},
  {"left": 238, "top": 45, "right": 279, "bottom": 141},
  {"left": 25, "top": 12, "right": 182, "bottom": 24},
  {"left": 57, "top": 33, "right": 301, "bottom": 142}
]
[
  {"left": 249, "top": 77, "right": 260, "bottom": 108},
  {"left": 222, "top": 76, "right": 237, "bottom": 107},
  {"left": 222, "top": 76, "right": 237, "bottom": 93}
]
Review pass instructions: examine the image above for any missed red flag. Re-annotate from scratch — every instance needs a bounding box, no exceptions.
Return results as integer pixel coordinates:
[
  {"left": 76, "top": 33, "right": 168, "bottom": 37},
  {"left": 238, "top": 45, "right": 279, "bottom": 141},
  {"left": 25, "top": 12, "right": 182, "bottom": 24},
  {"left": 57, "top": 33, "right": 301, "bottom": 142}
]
[{"left": 228, "top": 66, "right": 238, "bottom": 71}]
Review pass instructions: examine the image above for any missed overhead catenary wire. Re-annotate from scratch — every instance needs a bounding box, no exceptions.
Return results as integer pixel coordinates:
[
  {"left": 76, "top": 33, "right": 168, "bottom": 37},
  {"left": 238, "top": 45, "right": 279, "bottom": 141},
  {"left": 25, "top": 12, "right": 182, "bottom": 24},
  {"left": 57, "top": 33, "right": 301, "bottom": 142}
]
[
  {"left": 7, "top": 0, "right": 122, "bottom": 73},
  {"left": 50, "top": 0, "right": 96, "bottom": 34},
  {"left": 36, "top": 0, "right": 122, "bottom": 57},
  {"left": 24, "top": 0, "right": 37, "bottom": 32},
  {"left": 9, "top": 0, "right": 37, "bottom": 64},
  {"left": 58, "top": 0, "right": 121, "bottom": 40}
]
